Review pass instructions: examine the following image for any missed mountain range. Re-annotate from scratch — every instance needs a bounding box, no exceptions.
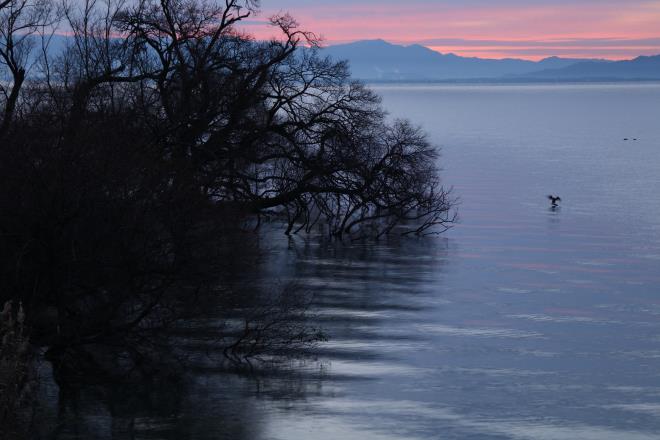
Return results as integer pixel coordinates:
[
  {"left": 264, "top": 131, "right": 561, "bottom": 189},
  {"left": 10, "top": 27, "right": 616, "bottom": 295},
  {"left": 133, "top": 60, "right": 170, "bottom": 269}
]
[{"left": 319, "top": 40, "right": 660, "bottom": 82}]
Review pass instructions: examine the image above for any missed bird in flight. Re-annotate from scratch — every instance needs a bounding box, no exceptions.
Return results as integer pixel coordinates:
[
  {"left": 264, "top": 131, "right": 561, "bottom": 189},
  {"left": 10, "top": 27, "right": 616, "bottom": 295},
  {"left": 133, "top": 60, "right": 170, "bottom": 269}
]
[{"left": 548, "top": 195, "right": 561, "bottom": 206}]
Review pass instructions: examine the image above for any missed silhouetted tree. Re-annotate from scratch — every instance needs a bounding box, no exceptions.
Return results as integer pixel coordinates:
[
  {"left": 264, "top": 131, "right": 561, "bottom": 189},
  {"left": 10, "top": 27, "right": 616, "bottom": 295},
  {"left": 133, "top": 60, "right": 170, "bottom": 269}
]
[{"left": 0, "top": 0, "right": 455, "bottom": 386}]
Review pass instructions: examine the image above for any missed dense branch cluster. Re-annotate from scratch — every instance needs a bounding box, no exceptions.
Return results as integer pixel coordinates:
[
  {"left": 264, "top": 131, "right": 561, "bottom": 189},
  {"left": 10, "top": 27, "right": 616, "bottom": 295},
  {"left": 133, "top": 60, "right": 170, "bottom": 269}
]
[
  {"left": 0, "top": 0, "right": 455, "bottom": 377},
  {"left": 2, "top": 0, "right": 454, "bottom": 239}
]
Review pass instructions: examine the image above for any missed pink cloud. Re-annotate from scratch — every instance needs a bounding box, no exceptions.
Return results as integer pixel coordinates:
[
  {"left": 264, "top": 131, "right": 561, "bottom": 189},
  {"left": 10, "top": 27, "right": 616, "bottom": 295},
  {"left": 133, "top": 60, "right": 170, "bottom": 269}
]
[{"left": 245, "top": 1, "right": 660, "bottom": 59}]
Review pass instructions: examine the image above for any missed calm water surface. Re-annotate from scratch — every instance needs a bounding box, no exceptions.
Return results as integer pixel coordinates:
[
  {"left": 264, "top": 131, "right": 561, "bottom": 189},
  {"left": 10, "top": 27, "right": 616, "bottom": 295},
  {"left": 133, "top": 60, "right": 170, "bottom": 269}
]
[{"left": 45, "top": 83, "right": 660, "bottom": 439}]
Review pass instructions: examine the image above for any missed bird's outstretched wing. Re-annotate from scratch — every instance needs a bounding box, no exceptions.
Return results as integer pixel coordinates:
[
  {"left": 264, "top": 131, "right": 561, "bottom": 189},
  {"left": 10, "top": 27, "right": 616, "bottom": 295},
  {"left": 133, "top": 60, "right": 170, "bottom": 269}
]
[{"left": 547, "top": 195, "right": 554, "bottom": 200}]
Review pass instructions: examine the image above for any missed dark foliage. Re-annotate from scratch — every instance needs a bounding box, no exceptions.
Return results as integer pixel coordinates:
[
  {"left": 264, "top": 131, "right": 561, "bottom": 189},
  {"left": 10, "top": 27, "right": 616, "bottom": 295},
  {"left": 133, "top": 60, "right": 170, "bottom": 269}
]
[
  {"left": 1, "top": 301, "right": 32, "bottom": 439},
  {"left": 0, "top": 0, "right": 455, "bottom": 393}
]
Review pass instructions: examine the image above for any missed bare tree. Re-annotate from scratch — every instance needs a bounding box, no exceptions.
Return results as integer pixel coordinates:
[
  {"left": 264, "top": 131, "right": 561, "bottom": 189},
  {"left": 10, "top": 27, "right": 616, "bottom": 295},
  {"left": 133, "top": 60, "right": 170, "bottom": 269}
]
[
  {"left": 0, "top": 0, "right": 55, "bottom": 136},
  {"left": 111, "top": 1, "right": 455, "bottom": 236},
  {"left": 0, "top": 0, "right": 455, "bottom": 384}
]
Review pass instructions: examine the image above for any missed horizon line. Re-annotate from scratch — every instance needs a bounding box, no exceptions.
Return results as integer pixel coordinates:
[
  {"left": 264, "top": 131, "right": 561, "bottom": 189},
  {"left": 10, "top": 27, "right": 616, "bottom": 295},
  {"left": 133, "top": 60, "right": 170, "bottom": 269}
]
[{"left": 320, "top": 38, "right": 660, "bottom": 62}]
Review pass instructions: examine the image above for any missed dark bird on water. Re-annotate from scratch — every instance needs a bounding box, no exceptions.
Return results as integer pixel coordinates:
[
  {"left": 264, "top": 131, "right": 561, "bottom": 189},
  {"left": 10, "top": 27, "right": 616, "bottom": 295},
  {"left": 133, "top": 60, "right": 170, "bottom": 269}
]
[{"left": 548, "top": 195, "right": 561, "bottom": 206}]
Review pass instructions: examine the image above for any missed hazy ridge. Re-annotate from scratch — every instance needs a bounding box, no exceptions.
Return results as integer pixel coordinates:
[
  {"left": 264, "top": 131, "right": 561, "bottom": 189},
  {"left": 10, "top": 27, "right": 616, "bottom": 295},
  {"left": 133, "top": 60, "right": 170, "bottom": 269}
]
[{"left": 320, "top": 39, "right": 660, "bottom": 82}]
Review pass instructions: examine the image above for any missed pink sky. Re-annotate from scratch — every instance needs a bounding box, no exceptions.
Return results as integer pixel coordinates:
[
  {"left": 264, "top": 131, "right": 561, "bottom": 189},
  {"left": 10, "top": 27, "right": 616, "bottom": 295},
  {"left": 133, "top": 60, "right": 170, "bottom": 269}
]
[{"left": 244, "top": 0, "right": 660, "bottom": 60}]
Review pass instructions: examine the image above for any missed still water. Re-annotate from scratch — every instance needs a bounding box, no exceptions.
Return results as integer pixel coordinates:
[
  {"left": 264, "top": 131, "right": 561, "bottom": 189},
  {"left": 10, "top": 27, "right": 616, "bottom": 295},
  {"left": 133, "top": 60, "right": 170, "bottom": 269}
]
[{"left": 43, "top": 83, "right": 660, "bottom": 439}]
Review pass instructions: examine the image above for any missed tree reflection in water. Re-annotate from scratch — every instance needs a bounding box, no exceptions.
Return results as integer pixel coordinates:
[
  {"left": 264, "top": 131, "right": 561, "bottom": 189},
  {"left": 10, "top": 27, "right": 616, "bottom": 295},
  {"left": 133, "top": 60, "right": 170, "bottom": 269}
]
[{"left": 30, "top": 229, "right": 450, "bottom": 440}]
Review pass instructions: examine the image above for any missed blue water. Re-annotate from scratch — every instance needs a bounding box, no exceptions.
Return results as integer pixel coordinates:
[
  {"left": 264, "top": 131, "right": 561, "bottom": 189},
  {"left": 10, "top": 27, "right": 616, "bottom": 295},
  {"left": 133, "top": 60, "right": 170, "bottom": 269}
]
[{"left": 39, "top": 83, "right": 660, "bottom": 440}]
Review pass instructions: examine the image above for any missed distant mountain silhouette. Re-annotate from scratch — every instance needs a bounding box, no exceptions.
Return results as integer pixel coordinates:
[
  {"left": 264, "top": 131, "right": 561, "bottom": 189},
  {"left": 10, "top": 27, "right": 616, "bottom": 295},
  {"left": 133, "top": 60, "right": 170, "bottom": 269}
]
[
  {"left": 38, "top": 36, "right": 660, "bottom": 82},
  {"left": 519, "top": 55, "right": 660, "bottom": 80},
  {"left": 320, "top": 39, "right": 659, "bottom": 81}
]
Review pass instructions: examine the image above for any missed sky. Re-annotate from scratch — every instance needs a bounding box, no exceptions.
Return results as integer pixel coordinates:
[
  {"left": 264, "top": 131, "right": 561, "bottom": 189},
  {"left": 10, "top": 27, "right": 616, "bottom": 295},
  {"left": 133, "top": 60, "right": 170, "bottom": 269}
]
[{"left": 244, "top": 0, "right": 660, "bottom": 60}]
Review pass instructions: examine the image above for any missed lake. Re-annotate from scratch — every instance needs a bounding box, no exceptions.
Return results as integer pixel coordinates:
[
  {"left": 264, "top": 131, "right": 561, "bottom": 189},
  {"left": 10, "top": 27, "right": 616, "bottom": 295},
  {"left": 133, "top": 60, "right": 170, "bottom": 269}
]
[{"left": 39, "top": 83, "right": 660, "bottom": 439}]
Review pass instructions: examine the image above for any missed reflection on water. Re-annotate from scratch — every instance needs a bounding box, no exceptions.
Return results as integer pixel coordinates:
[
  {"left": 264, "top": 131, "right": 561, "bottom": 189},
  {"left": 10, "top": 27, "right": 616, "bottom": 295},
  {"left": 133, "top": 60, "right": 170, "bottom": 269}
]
[{"left": 37, "top": 83, "right": 660, "bottom": 439}]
